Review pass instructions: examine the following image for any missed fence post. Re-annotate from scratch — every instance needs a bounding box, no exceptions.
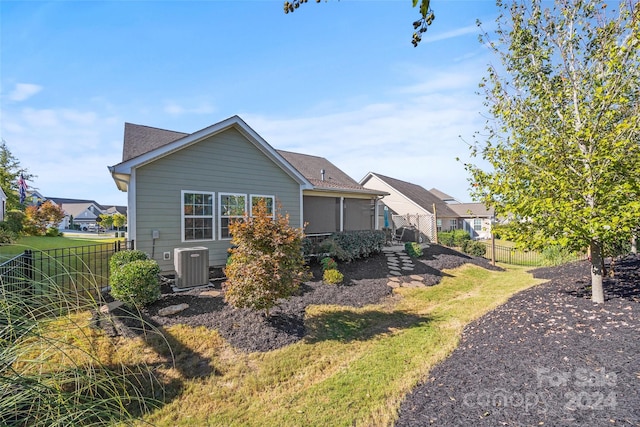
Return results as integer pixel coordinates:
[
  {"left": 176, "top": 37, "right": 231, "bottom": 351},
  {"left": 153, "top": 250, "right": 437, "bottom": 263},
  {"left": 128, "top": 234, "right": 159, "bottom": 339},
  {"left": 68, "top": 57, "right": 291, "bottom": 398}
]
[{"left": 23, "top": 250, "right": 34, "bottom": 280}]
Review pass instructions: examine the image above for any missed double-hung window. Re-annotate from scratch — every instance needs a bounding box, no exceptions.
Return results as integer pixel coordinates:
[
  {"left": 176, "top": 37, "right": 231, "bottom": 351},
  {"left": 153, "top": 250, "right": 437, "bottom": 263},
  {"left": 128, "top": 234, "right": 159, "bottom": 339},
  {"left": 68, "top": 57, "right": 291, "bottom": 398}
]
[
  {"left": 474, "top": 218, "right": 482, "bottom": 232},
  {"left": 449, "top": 219, "right": 457, "bottom": 231},
  {"left": 220, "top": 193, "right": 247, "bottom": 239},
  {"left": 250, "top": 195, "right": 275, "bottom": 218},
  {"left": 182, "top": 191, "right": 214, "bottom": 241}
]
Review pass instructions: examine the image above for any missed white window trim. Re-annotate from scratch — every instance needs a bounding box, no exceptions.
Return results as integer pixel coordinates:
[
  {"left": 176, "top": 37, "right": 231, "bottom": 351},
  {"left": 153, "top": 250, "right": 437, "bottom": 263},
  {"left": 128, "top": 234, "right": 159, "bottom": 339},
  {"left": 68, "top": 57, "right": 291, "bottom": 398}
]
[
  {"left": 219, "top": 193, "right": 247, "bottom": 240},
  {"left": 249, "top": 194, "right": 275, "bottom": 218},
  {"left": 181, "top": 190, "right": 215, "bottom": 243}
]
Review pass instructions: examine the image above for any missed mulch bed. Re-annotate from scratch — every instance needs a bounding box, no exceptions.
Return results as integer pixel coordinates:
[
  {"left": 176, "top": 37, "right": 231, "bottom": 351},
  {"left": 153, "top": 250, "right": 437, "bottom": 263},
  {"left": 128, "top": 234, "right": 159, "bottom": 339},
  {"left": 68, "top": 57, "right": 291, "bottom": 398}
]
[
  {"left": 97, "top": 245, "right": 498, "bottom": 352},
  {"left": 395, "top": 254, "right": 640, "bottom": 426}
]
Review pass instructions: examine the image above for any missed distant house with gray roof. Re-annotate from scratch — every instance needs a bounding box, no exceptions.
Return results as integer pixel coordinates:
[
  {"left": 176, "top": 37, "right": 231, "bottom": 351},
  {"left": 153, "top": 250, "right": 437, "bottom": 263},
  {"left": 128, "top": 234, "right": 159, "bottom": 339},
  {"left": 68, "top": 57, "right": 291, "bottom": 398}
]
[
  {"left": 360, "top": 172, "right": 460, "bottom": 242},
  {"left": 108, "top": 115, "right": 386, "bottom": 271},
  {"left": 360, "top": 173, "right": 495, "bottom": 241}
]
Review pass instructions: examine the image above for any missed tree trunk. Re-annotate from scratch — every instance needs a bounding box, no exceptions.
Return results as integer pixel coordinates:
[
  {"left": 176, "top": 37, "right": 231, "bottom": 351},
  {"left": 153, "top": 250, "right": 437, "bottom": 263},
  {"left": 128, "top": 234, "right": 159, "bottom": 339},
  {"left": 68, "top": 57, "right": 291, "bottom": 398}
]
[
  {"left": 590, "top": 241, "right": 605, "bottom": 304},
  {"left": 632, "top": 235, "right": 637, "bottom": 254}
]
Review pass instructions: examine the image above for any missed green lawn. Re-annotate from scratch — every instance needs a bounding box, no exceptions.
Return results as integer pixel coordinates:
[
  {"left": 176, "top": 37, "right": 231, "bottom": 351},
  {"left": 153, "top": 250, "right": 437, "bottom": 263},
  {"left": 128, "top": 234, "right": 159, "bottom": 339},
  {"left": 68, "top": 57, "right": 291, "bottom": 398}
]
[{"left": 0, "top": 235, "right": 123, "bottom": 257}]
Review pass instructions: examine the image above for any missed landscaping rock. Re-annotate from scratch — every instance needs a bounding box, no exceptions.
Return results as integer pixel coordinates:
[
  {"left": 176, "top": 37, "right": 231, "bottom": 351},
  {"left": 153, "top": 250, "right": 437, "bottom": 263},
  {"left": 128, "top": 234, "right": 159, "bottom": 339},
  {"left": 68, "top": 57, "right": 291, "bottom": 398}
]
[{"left": 158, "top": 303, "right": 190, "bottom": 316}]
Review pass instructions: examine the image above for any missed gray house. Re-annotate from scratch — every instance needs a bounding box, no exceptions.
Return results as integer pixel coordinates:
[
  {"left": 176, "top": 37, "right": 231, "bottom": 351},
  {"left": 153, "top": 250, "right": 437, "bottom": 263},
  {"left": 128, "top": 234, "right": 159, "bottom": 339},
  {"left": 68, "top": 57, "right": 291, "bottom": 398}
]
[{"left": 108, "top": 115, "right": 385, "bottom": 272}]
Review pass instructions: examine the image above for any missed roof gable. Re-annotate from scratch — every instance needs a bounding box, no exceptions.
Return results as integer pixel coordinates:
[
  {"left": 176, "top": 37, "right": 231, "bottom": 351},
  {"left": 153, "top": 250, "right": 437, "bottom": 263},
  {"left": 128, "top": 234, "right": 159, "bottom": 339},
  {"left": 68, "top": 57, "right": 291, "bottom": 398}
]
[
  {"left": 362, "top": 172, "right": 459, "bottom": 217},
  {"left": 109, "top": 116, "right": 312, "bottom": 192}
]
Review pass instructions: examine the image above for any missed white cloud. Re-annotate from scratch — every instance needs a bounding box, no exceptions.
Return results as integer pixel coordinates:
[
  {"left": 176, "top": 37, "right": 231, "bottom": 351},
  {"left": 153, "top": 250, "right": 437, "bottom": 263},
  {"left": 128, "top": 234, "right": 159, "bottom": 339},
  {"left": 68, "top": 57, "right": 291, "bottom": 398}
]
[
  {"left": 244, "top": 63, "right": 489, "bottom": 202},
  {"left": 1, "top": 105, "right": 126, "bottom": 205},
  {"left": 425, "top": 24, "right": 480, "bottom": 43},
  {"left": 8, "top": 83, "right": 43, "bottom": 102}
]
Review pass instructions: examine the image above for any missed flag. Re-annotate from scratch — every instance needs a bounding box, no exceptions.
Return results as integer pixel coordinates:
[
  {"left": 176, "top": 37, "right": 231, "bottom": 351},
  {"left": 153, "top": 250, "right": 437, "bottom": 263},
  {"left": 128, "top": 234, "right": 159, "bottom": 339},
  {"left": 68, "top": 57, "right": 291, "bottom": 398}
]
[{"left": 18, "top": 173, "right": 27, "bottom": 204}]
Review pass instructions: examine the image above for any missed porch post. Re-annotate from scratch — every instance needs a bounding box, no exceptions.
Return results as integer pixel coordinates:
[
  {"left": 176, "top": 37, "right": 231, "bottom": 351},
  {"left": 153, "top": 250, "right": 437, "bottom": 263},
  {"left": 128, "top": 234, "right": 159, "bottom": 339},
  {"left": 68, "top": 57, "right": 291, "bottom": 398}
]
[{"left": 374, "top": 199, "right": 379, "bottom": 230}]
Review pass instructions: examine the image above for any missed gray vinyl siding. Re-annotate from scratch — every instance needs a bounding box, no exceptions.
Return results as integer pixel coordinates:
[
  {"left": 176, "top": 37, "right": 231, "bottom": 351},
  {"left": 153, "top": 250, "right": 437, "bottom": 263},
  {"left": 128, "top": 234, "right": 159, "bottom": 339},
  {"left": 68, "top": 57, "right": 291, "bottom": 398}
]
[{"left": 134, "top": 127, "right": 302, "bottom": 271}]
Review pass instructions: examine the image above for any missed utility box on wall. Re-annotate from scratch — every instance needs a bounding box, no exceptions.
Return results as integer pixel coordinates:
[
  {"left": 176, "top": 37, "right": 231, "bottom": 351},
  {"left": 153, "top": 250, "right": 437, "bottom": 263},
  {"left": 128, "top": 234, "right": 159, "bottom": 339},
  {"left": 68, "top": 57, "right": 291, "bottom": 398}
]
[{"left": 174, "top": 247, "right": 209, "bottom": 288}]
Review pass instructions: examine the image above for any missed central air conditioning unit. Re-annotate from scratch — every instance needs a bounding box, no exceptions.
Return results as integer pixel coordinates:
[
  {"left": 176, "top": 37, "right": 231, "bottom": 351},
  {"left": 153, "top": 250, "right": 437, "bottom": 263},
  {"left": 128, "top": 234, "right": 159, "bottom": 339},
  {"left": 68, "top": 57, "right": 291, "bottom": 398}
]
[{"left": 174, "top": 247, "right": 209, "bottom": 288}]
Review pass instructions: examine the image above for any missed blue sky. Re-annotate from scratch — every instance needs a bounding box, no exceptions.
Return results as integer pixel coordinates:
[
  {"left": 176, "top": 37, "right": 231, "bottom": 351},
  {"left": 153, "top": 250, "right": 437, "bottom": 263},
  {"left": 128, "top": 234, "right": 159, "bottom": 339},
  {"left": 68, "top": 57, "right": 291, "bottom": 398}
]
[{"left": 1, "top": 0, "right": 499, "bottom": 206}]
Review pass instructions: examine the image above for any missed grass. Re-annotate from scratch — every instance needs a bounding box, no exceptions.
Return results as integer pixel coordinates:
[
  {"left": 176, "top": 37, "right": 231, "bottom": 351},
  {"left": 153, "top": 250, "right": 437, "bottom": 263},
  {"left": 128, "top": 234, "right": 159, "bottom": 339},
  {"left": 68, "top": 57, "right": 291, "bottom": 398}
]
[
  {"left": 1, "top": 274, "right": 162, "bottom": 426},
  {"left": 5, "top": 260, "right": 544, "bottom": 426},
  {"left": 0, "top": 235, "right": 122, "bottom": 257},
  {"left": 129, "top": 264, "right": 542, "bottom": 425}
]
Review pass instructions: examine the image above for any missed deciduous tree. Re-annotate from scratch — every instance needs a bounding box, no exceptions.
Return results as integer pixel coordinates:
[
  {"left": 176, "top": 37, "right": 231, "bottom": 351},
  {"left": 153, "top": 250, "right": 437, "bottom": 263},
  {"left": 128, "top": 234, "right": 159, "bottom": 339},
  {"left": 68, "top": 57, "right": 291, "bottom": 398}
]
[
  {"left": 23, "top": 201, "right": 65, "bottom": 236},
  {"left": 283, "top": 0, "right": 436, "bottom": 46},
  {"left": 224, "top": 199, "right": 309, "bottom": 316},
  {"left": 467, "top": 0, "right": 640, "bottom": 303}
]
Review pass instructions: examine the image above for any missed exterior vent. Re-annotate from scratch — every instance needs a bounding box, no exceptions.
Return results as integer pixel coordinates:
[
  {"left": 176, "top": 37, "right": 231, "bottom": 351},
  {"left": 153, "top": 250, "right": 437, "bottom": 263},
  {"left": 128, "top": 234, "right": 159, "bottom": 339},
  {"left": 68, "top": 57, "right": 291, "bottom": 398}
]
[{"left": 174, "top": 247, "right": 209, "bottom": 288}]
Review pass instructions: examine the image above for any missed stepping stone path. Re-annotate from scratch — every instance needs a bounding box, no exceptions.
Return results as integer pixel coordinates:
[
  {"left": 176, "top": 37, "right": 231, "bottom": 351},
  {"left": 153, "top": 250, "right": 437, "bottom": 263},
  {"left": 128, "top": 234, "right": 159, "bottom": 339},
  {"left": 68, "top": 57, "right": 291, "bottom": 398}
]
[{"left": 382, "top": 246, "right": 428, "bottom": 289}]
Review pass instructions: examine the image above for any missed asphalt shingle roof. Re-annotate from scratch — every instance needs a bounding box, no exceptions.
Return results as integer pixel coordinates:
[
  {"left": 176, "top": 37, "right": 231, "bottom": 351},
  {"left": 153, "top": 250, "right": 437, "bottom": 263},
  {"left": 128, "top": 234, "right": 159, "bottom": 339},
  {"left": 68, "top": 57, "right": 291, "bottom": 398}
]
[
  {"left": 276, "top": 150, "right": 383, "bottom": 194},
  {"left": 123, "top": 123, "right": 188, "bottom": 162},
  {"left": 367, "top": 173, "right": 459, "bottom": 217}
]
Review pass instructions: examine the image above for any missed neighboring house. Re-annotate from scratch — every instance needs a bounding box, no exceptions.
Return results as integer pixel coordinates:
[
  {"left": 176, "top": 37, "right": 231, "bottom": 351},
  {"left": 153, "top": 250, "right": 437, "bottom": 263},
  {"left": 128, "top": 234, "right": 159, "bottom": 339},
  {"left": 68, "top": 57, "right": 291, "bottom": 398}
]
[
  {"left": 42, "top": 197, "right": 128, "bottom": 231},
  {"left": 360, "top": 172, "right": 460, "bottom": 242},
  {"left": 447, "top": 203, "right": 494, "bottom": 240},
  {"left": 56, "top": 201, "right": 103, "bottom": 231},
  {"left": 108, "top": 115, "right": 386, "bottom": 272},
  {"left": 0, "top": 187, "right": 6, "bottom": 222},
  {"left": 428, "top": 188, "right": 461, "bottom": 205}
]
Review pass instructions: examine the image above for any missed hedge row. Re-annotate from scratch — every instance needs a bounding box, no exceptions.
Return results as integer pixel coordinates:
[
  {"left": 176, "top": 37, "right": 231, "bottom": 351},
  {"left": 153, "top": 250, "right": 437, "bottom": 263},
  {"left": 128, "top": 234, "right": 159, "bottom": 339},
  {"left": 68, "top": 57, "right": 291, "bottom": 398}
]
[{"left": 304, "top": 230, "right": 386, "bottom": 262}]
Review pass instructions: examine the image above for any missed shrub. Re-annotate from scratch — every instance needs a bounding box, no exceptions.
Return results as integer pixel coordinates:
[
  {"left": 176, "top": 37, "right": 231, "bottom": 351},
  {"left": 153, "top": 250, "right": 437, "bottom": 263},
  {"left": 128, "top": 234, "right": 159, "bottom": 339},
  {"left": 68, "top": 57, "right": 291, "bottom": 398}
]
[
  {"left": 4, "top": 210, "right": 25, "bottom": 234},
  {"left": 45, "top": 226, "right": 62, "bottom": 237},
  {"left": 0, "top": 226, "right": 16, "bottom": 243},
  {"left": 320, "top": 230, "right": 386, "bottom": 262},
  {"left": 322, "top": 269, "right": 344, "bottom": 284},
  {"left": 110, "top": 259, "right": 161, "bottom": 307},
  {"left": 462, "top": 240, "right": 487, "bottom": 257},
  {"left": 224, "top": 199, "right": 309, "bottom": 316},
  {"left": 541, "top": 245, "right": 579, "bottom": 266},
  {"left": 404, "top": 241, "right": 423, "bottom": 257},
  {"left": 109, "top": 249, "right": 149, "bottom": 272},
  {"left": 438, "top": 230, "right": 471, "bottom": 247},
  {"left": 320, "top": 257, "right": 338, "bottom": 271}
]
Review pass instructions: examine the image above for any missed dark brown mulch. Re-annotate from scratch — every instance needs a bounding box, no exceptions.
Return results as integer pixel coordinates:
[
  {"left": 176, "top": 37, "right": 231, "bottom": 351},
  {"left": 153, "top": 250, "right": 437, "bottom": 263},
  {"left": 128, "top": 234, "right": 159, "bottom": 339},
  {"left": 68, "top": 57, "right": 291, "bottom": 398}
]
[
  {"left": 396, "top": 254, "right": 640, "bottom": 427},
  {"left": 98, "top": 245, "right": 498, "bottom": 353}
]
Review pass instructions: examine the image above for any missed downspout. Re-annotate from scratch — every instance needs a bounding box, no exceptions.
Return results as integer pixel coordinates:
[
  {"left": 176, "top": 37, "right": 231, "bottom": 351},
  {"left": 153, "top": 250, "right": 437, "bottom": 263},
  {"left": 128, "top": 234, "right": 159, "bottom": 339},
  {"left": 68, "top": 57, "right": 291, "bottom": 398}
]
[{"left": 340, "top": 197, "right": 344, "bottom": 232}]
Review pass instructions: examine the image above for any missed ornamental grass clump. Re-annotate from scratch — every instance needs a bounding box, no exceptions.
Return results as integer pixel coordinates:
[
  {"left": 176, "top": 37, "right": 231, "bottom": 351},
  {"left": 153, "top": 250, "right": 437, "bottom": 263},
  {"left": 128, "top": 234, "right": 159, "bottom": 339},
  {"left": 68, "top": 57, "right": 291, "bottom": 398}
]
[
  {"left": 224, "top": 199, "right": 310, "bottom": 317},
  {"left": 0, "top": 257, "right": 161, "bottom": 426}
]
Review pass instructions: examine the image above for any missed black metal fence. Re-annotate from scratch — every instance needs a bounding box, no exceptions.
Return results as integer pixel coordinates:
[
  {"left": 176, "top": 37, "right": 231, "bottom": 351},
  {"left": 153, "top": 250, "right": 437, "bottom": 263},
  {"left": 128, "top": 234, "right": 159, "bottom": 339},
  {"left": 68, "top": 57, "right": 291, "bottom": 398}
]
[
  {"left": 477, "top": 241, "right": 587, "bottom": 266},
  {"left": 0, "top": 240, "right": 134, "bottom": 298}
]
